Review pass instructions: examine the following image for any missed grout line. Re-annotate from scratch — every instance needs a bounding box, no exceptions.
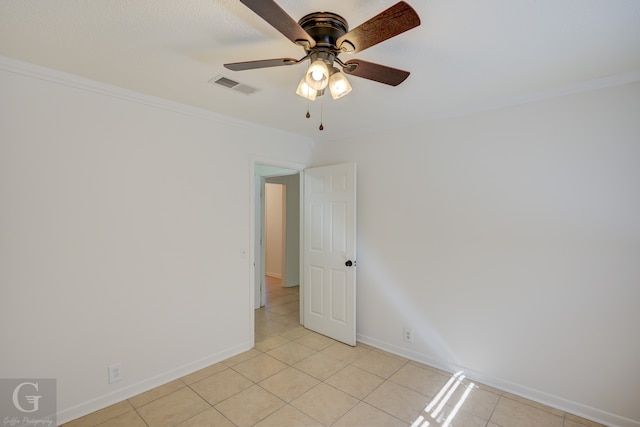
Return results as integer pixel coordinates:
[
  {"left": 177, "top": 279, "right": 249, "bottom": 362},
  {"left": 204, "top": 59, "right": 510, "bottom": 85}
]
[
  {"left": 130, "top": 406, "right": 151, "bottom": 427},
  {"left": 486, "top": 394, "right": 501, "bottom": 426}
]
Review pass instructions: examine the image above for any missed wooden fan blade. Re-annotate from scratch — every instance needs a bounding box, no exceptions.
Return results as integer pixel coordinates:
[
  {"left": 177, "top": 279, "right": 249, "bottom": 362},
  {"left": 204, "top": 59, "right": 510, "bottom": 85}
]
[
  {"left": 239, "top": 0, "right": 315, "bottom": 48},
  {"left": 224, "top": 58, "right": 298, "bottom": 71},
  {"left": 342, "top": 59, "right": 410, "bottom": 86},
  {"left": 336, "top": 1, "right": 420, "bottom": 53}
]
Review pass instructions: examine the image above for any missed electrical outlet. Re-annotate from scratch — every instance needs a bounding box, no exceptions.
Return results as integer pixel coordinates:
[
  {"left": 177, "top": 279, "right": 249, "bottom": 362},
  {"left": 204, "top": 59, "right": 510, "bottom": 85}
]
[
  {"left": 108, "top": 363, "right": 123, "bottom": 384},
  {"left": 403, "top": 328, "right": 414, "bottom": 343}
]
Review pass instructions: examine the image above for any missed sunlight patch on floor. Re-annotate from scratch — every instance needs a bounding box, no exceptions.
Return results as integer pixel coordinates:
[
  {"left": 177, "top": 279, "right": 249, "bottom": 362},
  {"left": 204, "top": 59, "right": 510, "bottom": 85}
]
[{"left": 412, "top": 371, "right": 475, "bottom": 427}]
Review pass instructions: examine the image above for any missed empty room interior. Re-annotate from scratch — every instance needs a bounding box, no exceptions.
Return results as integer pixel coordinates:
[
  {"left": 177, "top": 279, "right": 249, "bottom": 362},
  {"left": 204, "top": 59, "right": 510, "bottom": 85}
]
[{"left": 1, "top": 1, "right": 639, "bottom": 426}]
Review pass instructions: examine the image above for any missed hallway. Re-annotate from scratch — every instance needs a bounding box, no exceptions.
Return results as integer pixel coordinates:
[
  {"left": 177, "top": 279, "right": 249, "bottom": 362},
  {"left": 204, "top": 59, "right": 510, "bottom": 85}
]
[{"left": 255, "top": 276, "right": 301, "bottom": 342}]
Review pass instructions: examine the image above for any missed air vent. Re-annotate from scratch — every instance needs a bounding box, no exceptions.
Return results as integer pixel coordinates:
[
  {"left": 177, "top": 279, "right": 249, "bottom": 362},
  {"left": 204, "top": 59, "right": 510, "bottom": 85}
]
[
  {"left": 233, "top": 84, "right": 259, "bottom": 95},
  {"left": 209, "top": 75, "right": 259, "bottom": 95},
  {"left": 214, "top": 76, "right": 239, "bottom": 88}
]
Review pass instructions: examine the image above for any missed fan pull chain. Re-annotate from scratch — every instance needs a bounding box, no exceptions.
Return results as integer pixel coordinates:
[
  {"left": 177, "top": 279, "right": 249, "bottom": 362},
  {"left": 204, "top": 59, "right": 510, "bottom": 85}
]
[
  {"left": 305, "top": 85, "right": 311, "bottom": 118},
  {"left": 319, "top": 98, "right": 324, "bottom": 131}
]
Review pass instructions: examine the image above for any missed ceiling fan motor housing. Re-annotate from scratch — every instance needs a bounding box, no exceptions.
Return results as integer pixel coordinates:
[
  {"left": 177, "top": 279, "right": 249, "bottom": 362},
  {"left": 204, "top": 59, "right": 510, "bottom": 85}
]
[{"left": 298, "top": 12, "right": 350, "bottom": 52}]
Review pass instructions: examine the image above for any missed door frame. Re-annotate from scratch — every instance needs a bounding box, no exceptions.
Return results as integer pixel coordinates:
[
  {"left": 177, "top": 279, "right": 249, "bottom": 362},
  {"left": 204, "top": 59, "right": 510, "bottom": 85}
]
[{"left": 250, "top": 158, "right": 305, "bottom": 345}]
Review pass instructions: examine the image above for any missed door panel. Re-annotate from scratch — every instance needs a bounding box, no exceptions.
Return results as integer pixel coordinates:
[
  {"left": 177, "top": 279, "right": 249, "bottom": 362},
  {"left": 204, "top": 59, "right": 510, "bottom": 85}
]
[
  {"left": 309, "top": 266, "right": 324, "bottom": 315},
  {"left": 303, "top": 163, "right": 357, "bottom": 346},
  {"left": 330, "top": 271, "right": 347, "bottom": 323}
]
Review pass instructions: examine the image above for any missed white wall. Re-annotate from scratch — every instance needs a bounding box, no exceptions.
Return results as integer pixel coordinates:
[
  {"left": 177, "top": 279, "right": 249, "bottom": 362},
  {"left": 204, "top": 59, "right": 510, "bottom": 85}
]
[
  {"left": 0, "top": 61, "right": 312, "bottom": 423},
  {"left": 311, "top": 82, "right": 640, "bottom": 426},
  {"left": 265, "top": 183, "right": 284, "bottom": 279}
]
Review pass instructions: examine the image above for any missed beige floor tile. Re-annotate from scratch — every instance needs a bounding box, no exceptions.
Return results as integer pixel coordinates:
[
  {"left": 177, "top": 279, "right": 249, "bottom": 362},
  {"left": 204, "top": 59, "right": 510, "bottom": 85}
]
[
  {"left": 232, "top": 353, "right": 288, "bottom": 382},
  {"left": 253, "top": 404, "right": 323, "bottom": 427},
  {"left": 214, "top": 384, "right": 285, "bottom": 427},
  {"left": 490, "top": 395, "right": 563, "bottom": 427},
  {"left": 97, "top": 410, "right": 147, "bottom": 427},
  {"left": 137, "top": 387, "right": 210, "bottom": 427},
  {"left": 266, "top": 341, "right": 316, "bottom": 365},
  {"left": 280, "top": 326, "right": 311, "bottom": 340},
  {"left": 176, "top": 407, "right": 235, "bottom": 427},
  {"left": 256, "top": 322, "right": 292, "bottom": 340},
  {"left": 351, "top": 349, "right": 408, "bottom": 378},
  {"left": 466, "top": 378, "right": 505, "bottom": 396},
  {"left": 267, "top": 300, "right": 300, "bottom": 315},
  {"left": 325, "top": 365, "right": 385, "bottom": 399},
  {"left": 444, "top": 381, "right": 500, "bottom": 420},
  {"left": 564, "top": 413, "right": 608, "bottom": 427},
  {"left": 181, "top": 363, "right": 227, "bottom": 385},
  {"left": 222, "top": 348, "right": 262, "bottom": 367},
  {"left": 431, "top": 406, "right": 488, "bottom": 427},
  {"left": 320, "top": 341, "right": 372, "bottom": 364},
  {"left": 409, "top": 413, "right": 444, "bottom": 427},
  {"left": 333, "top": 402, "right": 407, "bottom": 427},
  {"left": 354, "top": 341, "right": 377, "bottom": 351},
  {"left": 408, "top": 360, "right": 453, "bottom": 377},
  {"left": 189, "top": 368, "right": 253, "bottom": 405},
  {"left": 255, "top": 333, "right": 269, "bottom": 342},
  {"left": 293, "top": 351, "right": 347, "bottom": 380},
  {"left": 291, "top": 383, "right": 360, "bottom": 426},
  {"left": 255, "top": 334, "right": 290, "bottom": 352},
  {"left": 565, "top": 419, "right": 595, "bottom": 427},
  {"left": 389, "top": 362, "right": 450, "bottom": 397},
  {"left": 62, "top": 401, "right": 133, "bottom": 426},
  {"left": 364, "top": 380, "right": 429, "bottom": 423},
  {"left": 258, "top": 367, "right": 319, "bottom": 402},
  {"left": 502, "top": 392, "right": 564, "bottom": 416},
  {"left": 255, "top": 309, "right": 283, "bottom": 324},
  {"left": 283, "top": 310, "right": 301, "bottom": 321},
  {"left": 294, "top": 331, "right": 337, "bottom": 350},
  {"left": 266, "top": 295, "right": 298, "bottom": 308},
  {"left": 128, "top": 379, "right": 186, "bottom": 408},
  {"left": 269, "top": 315, "right": 301, "bottom": 330},
  {"left": 372, "top": 347, "right": 409, "bottom": 362}
]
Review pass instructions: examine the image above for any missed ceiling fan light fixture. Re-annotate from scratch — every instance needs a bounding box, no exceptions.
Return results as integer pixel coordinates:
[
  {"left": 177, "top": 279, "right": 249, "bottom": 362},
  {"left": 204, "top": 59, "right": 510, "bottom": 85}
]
[
  {"left": 305, "top": 59, "right": 330, "bottom": 90},
  {"left": 296, "top": 77, "right": 318, "bottom": 100},
  {"left": 329, "top": 68, "right": 352, "bottom": 100}
]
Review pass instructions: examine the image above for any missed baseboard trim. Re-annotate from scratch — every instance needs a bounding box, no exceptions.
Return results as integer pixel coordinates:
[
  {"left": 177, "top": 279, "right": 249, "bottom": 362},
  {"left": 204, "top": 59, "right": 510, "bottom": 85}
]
[
  {"left": 356, "top": 333, "right": 639, "bottom": 427},
  {"left": 56, "top": 341, "right": 252, "bottom": 425}
]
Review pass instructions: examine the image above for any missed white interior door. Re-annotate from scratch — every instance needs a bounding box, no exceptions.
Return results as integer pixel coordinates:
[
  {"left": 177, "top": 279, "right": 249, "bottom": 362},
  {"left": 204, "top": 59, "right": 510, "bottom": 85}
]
[{"left": 303, "top": 163, "right": 357, "bottom": 346}]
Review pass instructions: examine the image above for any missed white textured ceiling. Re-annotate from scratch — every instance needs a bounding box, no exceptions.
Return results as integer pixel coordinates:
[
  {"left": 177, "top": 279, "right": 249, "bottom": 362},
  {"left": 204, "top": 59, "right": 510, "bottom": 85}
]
[{"left": 2, "top": 0, "right": 640, "bottom": 143}]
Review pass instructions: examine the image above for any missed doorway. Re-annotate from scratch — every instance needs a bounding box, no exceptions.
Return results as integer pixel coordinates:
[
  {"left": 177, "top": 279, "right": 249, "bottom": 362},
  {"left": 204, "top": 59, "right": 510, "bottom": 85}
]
[
  {"left": 252, "top": 161, "right": 358, "bottom": 346},
  {"left": 253, "top": 164, "right": 302, "bottom": 342}
]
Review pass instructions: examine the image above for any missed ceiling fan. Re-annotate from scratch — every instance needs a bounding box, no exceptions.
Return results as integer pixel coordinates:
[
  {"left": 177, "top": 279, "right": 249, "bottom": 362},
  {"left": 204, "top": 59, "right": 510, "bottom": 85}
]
[{"left": 224, "top": 0, "right": 421, "bottom": 101}]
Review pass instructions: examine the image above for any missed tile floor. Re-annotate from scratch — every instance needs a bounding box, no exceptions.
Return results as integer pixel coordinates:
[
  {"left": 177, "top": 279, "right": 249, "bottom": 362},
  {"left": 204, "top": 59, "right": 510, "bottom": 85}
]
[{"left": 63, "top": 277, "right": 606, "bottom": 427}]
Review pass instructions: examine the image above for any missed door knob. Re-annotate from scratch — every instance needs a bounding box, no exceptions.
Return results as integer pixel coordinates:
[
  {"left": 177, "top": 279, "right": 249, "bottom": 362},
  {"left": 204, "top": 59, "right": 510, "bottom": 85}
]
[{"left": 345, "top": 260, "right": 354, "bottom": 267}]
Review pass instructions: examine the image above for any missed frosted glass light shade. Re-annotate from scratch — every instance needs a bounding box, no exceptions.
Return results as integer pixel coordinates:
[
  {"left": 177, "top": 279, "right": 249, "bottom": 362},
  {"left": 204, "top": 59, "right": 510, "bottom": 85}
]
[
  {"left": 329, "top": 70, "right": 352, "bottom": 99},
  {"left": 296, "top": 77, "right": 317, "bottom": 100},
  {"left": 305, "top": 60, "right": 329, "bottom": 90}
]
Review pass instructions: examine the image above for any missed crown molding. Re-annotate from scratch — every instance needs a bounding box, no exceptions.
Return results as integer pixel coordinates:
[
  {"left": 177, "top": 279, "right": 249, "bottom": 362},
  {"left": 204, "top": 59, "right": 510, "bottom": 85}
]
[
  {"left": 0, "top": 55, "right": 314, "bottom": 148},
  {"left": 426, "top": 68, "right": 640, "bottom": 121}
]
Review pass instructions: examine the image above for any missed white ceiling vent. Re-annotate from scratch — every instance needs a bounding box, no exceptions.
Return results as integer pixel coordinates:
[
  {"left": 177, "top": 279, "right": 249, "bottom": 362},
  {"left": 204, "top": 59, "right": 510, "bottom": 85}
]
[{"left": 209, "top": 75, "right": 259, "bottom": 95}]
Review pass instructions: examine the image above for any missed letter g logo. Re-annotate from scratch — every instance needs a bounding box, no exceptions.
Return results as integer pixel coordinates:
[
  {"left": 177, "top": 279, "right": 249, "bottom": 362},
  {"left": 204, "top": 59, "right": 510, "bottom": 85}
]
[{"left": 12, "top": 381, "right": 42, "bottom": 413}]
